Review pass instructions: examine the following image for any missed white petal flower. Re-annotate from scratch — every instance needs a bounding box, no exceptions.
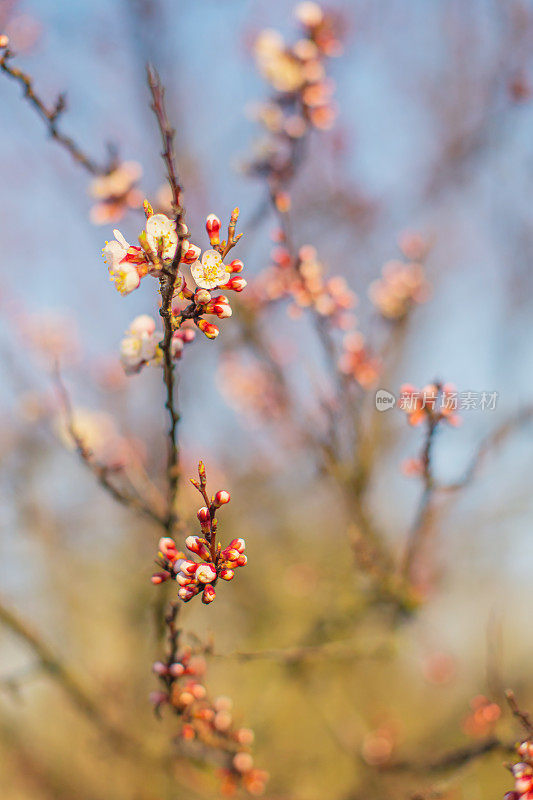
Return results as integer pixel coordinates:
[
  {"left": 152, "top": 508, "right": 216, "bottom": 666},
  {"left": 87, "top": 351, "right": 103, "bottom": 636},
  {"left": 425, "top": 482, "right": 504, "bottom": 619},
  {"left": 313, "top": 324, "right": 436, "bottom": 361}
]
[
  {"left": 145, "top": 213, "right": 177, "bottom": 262},
  {"left": 120, "top": 315, "right": 161, "bottom": 373},
  {"left": 102, "top": 229, "right": 129, "bottom": 270},
  {"left": 128, "top": 314, "right": 156, "bottom": 338},
  {"left": 110, "top": 263, "right": 140, "bottom": 295},
  {"left": 190, "top": 249, "right": 228, "bottom": 290}
]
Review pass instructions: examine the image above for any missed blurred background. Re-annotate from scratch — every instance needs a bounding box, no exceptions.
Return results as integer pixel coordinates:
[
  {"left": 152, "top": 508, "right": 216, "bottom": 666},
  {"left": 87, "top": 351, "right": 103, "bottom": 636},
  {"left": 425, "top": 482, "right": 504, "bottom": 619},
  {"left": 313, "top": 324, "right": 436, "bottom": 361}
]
[{"left": 0, "top": 0, "right": 532, "bottom": 797}]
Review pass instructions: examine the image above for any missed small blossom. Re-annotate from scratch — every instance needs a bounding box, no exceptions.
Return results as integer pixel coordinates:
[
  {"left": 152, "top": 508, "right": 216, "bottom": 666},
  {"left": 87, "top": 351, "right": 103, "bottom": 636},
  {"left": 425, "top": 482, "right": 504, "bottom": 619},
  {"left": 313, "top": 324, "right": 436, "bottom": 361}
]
[
  {"left": 191, "top": 250, "right": 229, "bottom": 290},
  {"left": 120, "top": 315, "right": 161, "bottom": 374}
]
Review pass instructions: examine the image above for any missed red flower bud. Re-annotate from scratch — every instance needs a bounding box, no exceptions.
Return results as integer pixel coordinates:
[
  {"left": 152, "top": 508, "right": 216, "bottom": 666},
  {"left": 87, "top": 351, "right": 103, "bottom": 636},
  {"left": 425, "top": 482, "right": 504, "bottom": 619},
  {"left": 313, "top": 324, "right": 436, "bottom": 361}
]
[
  {"left": 214, "top": 490, "right": 231, "bottom": 507},
  {"left": 151, "top": 571, "right": 170, "bottom": 584},
  {"left": 194, "top": 288, "right": 211, "bottom": 305},
  {"left": 228, "top": 259, "right": 244, "bottom": 273},
  {"left": 202, "top": 585, "right": 216, "bottom": 604},
  {"left": 195, "top": 318, "right": 219, "bottom": 339},
  {"left": 236, "top": 554, "right": 247, "bottom": 567},
  {"left": 158, "top": 537, "right": 178, "bottom": 560},
  {"left": 220, "top": 276, "right": 247, "bottom": 292},
  {"left": 229, "top": 537, "right": 245, "bottom": 552},
  {"left": 206, "top": 213, "right": 221, "bottom": 245},
  {"left": 219, "top": 568, "right": 235, "bottom": 581}
]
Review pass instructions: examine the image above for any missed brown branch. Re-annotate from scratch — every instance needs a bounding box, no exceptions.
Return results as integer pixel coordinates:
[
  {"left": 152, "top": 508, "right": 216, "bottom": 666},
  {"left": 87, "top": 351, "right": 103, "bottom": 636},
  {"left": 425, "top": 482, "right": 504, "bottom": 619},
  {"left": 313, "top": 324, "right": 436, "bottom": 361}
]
[
  {"left": 52, "top": 361, "right": 167, "bottom": 530},
  {"left": 383, "top": 736, "right": 513, "bottom": 775},
  {"left": 506, "top": 690, "right": 533, "bottom": 737},
  {"left": 0, "top": 45, "right": 112, "bottom": 176},
  {"left": 146, "top": 65, "right": 185, "bottom": 535},
  {"left": 0, "top": 597, "right": 143, "bottom": 757}
]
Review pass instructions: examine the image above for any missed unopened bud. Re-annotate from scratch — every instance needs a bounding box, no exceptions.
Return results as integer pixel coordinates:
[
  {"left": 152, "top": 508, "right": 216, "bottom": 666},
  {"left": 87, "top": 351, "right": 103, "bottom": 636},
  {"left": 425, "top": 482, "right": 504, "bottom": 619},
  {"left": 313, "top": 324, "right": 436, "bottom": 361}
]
[
  {"left": 194, "top": 288, "right": 211, "bottom": 305},
  {"left": 236, "top": 554, "right": 248, "bottom": 567},
  {"left": 168, "top": 662, "right": 185, "bottom": 678},
  {"left": 219, "top": 568, "right": 235, "bottom": 581},
  {"left": 158, "top": 537, "right": 178, "bottom": 560},
  {"left": 206, "top": 213, "right": 221, "bottom": 245},
  {"left": 228, "top": 259, "right": 244, "bottom": 274},
  {"left": 152, "top": 661, "right": 168, "bottom": 676},
  {"left": 185, "top": 535, "right": 211, "bottom": 560},
  {"left": 143, "top": 199, "right": 154, "bottom": 218},
  {"left": 195, "top": 563, "right": 217, "bottom": 584},
  {"left": 196, "top": 318, "right": 219, "bottom": 338},
  {"left": 180, "top": 242, "right": 201, "bottom": 264},
  {"left": 233, "top": 752, "right": 254, "bottom": 774},
  {"left": 222, "top": 276, "right": 247, "bottom": 292},
  {"left": 229, "top": 537, "right": 245, "bottom": 552},
  {"left": 151, "top": 571, "right": 170, "bottom": 584},
  {"left": 202, "top": 585, "right": 217, "bottom": 604},
  {"left": 197, "top": 506, "right": 211, "bottom": 532},
  {"left": 213, "top": 490, "right": 231, "bottom": 508}
]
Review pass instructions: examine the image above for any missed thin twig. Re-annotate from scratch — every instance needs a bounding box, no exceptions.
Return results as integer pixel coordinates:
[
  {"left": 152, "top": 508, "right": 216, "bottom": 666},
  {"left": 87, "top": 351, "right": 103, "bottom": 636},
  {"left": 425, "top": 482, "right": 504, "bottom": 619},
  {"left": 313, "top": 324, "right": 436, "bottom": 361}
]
[
  {"left": 0, "top": 46, "right": 112, "bottom": 175},
  {"left": 53, "top": 360, "right": 167, "bottom": 529},
  {"left": 506, "top": 690, "right": 533, "bottom": 737},
  {"left": 146, "top": 65, "right": 185, "bottom": 534}
]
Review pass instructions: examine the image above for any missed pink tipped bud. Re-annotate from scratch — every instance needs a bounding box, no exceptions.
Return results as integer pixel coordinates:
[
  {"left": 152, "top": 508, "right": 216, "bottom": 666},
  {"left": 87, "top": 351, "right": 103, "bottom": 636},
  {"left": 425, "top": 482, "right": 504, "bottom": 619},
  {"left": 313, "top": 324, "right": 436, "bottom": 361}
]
[
  {"left": 205, "top": 298, "right": 232, "bottom": 318},
  {"left": 149, "top": 691, "right": 169, "bottom": 706},
  {"left": 223, "top": 548, "right": 240, "bottom": 562},
  {"left": 195, "top": 563, "right": 217, "bottom": 584},
  {"left": 214, "top": 490, "right": 231, "bottom": 507},
  {"left": 158, "top": 537, "right": 178, "bottom": 560},
  {"left": 152, "top": 661, "right": 168, "bottom": 676},
  {"left": 228, "top": 259, "right": 244, "bottom": 274},
  {"left": 206, "top": 213, "right": 221, "bottom": 245},
  {"left": 190, "top": 682, "right": 207, "bottom": 700},
  {"left": 229, "top": 537, "right": 245, "bottom": 552},
  {"left": 176, "top": 573, "right": 194, "bottom": 586},
  {"left": 185, "top": 535, "right": 211, "bottom": 560},
  {"left": 196, "top": 318, "right": 219, "bottom": 339},
  {"left": 168, "top": 662, "right": 185, "bottom": 678},
  {"left": 220, "top": 568, "right": 235, "bottom": 581},
  {"left": 178, "top": 586, "right": 197, "bottom": 601},
  {"left": 221, "top": 276, "right": 247, "bottom": 292},
  {"left": 180, "top": 242, "right": 201, "bottom": 265},
  {"left": 194, "top": 288, "right": 211, "bottom": 305},
  {"left": 202, "top": 585, "right": 216, "bottom": 604},
  {"left": 151, "top": 571, "right": 170, "bottom": 584},
  {"left": 233, "top": 752, "right": 254, "bottom": 774},
  {"left": 180, "top": 559, "right": 199, "bottom": 576},
  {"left": 236, "top": 554, "right": 248, "bottom": 567},
  {"left": 175, "top": 328, "right": 195, "bottom": 344}
]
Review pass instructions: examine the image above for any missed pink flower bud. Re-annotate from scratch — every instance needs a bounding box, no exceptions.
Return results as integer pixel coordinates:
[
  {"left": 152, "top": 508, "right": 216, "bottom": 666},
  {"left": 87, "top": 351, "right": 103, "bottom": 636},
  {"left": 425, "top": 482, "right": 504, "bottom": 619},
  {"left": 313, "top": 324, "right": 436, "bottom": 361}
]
[
  {"left": 236, "top": 554, "right": 248, "bottom": 567},
  {"left": 233, "top": 752, "right": 254, "bottom": 774},
  {"left": 202, "top": 585, "right": 217, "bottom": 604},
  {"left": 152, "top": 661, "right": 168, "bottom": 676},
  {"left": 223, "top": 548, "right": 240, "bottom": 562},
  {"left": 185, "top": 536, "right": 211, "bottom": 560},
  {"left": 180, "top": 559, "right": 199, "bottom": 576},
  {"left": 168, "top": 662, "right": 185, "bottom": 678},
  {"left": 190, "top": 682, "right": 207, "bottom": 699},
  {"left": 214, "top": 490, "right": 231, "bottom": 507},
  {"left": 195, "top": 563, "right": 217, "bottom": 584},
  {"left": 214, "top": 710, "right": 232, "bottom": 730},
  {"left": 197, "top": 506, "right": 211, "bottom": 524},
  {"left": 151, "top": 571, "right": 170, "bottom": 584},
  {"left": 196, "top": 318, "right": 219, "bottom": 339},
  {"left": 228, "top": 259, "right": 244, "bottom": 274},
  {"left": 236, "top": 727, "right": 255, "bottom": 746},
  {"left": 206, "top": 213, "right": 221, "bottom": 245},
  {"left": 176, "top": 573, "right": 193, "bottom": 586},
  {"left": 229, "top": 537, "right": 245, "bottom": 552},
  {"left": 221, "top": 276, "right": 247, "bottom": 292},
  {"left": 178, "top": 586, "right": 197, "bottom": 601},
  {"left": 158, "top": 537, "right": 178, "bottom": 560},
  {"left": 194, "top": 288, "right": 211, "bottom": 305},
  {"left": 219, "top": 568, "right": 235, "bottom": 581},
  {"left": 180, "top": 242, "right": 201, "bottom": 264}
]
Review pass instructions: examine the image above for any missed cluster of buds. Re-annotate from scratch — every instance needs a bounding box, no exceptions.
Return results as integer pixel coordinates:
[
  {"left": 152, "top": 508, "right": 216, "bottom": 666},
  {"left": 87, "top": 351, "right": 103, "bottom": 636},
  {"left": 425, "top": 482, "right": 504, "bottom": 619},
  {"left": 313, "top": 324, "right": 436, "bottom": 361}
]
[
  {"left": 171, "top": 209, "right": 247, "bottom": 341},
  {"left": 151, "top": 462, "right": 247, "bottom": 604},
  {"left": 338, "top": 331, "right": 381, "bottom": 389},
  {"left": 89, "top": 161, "right": 143, "bottom": 225},
  {"left": 505, "top": 741, "right": 533, "bottom": 800},
  {"left": 368, "top": 254, "right": 431, "bottom": 320},
  {"left": 461, "top": 695, "right": 501, "bottom": 738},
  {"left": 253, "top": 3, "right": 341, "bottom": 133},
  {"left": 399, "top": 382, "right": 461, "bottom": 428},
  {"left": 119, "top": 315, "right": 196, "bottom": 375},
  {"left": 151, "top": 612, "right": 268, "bottom": 796},
  {"left": 248, "top": 240, "right": 355, "bottom": 328}
]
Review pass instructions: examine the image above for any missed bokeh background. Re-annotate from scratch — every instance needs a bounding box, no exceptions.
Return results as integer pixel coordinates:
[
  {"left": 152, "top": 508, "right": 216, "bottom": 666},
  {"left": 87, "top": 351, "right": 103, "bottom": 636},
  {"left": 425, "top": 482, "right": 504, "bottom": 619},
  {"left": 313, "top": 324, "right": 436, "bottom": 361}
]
[{"left": 0, "top": 0, "right": 532, "bottom": 798}]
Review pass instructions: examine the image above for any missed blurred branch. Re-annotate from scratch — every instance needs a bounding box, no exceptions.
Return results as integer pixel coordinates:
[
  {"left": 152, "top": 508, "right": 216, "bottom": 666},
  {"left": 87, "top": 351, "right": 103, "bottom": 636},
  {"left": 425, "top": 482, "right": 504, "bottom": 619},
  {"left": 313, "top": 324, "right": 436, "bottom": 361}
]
[
  {"left": 53, "top": 361, "right": 167, "bottom": 529},
  {"left": 0, "top": 597, "right": 144, "bottom": 756},
  {"left": 147, "top": 64, "right": 185, "bottom": 535},
  {"left": 208, "top": 637, "right": 393, "bottom": 665},
  {"left": 0, "top": 44, "right": 113, "bottom": 175},
  {"left": 439, "top": 406, "right": 533, "bottom": 492},
  {"left": 384, "top": 735, "right": 512, "bottom": 775}
]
